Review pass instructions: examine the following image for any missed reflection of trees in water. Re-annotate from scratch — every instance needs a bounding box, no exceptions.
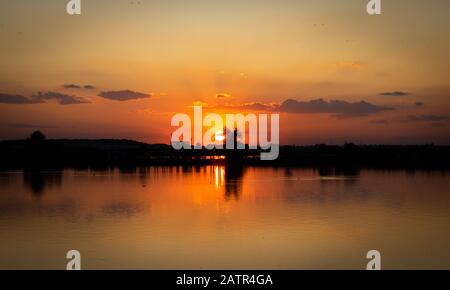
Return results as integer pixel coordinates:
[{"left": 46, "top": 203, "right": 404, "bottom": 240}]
[
  {"left": 284, "top": 167, "right": 293, "bottom": 178},
  {"left": 138, "top": 167, "right": 149, "bottom": 187},
  {"left": 280, "top": 167, "right": 368, "bottom": 204},
  {"left": 224, "top": 165, "right": 245, "bottom": 201},
  {"left": 118, "top": 167, "right": 137, "bottom": 183},
  {"left": 23, "top": 171, "right": 62, "bottom": 197},
  {"left": 318, "top": 167, "right": 360, "bottom": 177},
  {"left": 318, "top": 167, "right": 360, "bottom": 186}
]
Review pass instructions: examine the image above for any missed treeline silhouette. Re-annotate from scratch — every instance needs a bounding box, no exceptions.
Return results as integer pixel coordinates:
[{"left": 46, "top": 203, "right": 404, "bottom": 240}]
[{"left": 0, "top": 131, "right": 449, "bottom": 170}]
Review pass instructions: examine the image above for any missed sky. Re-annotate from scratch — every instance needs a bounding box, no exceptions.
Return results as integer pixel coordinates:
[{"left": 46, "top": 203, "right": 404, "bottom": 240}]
[{"left": 0, "top": 0, "right": 449, "bottom": 144}]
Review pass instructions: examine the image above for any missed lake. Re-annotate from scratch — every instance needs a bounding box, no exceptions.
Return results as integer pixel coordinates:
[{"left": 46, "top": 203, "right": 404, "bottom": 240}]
[{"left": 0, "top": 166, "right": 449, "bottom": 269}]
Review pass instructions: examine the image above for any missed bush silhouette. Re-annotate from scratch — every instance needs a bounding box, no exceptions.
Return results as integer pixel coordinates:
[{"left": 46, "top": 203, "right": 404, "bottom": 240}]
[{"left": 30, "top": 131, "right": 46, "bottom": 141}]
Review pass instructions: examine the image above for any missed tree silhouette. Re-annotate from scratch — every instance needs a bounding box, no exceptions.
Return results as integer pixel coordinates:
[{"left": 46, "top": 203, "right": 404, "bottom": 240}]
[{"left": 30, "top": 131, "right": 46, "bottom": 141}]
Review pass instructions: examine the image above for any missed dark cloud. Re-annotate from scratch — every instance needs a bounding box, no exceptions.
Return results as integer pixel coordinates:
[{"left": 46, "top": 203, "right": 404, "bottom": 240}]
[
  {"left": 0, "top": 93, "right": 43, "bottom": 104},
  {"left": 405, "top": 115, "right": 449, "bottom": 122},
  {"left": 63, "top": 84, "right": 97, "bottom": 90},
  {"left": 98, "top": 90, "right": 151, "bottom": 101},
  {"left": 415, "top": 102, "right": 425, "bottom": 106},
  {"left": 1, "top": 91, "right": 89, "bottom": 105},
  {"left": 206, "top": 98, "right": 391, "bottom": 118},
  {"left": 31, "top": 91, "right": 90, "bottom": 105},
  {"left": 379, "top": 91, "right": 409, "bottom": 96},
  {"left": 62, "top": 84, "right": 82, "bottom": 89},
  {"left": 279, "top": 98, "right": 392, "bottom": 118}
]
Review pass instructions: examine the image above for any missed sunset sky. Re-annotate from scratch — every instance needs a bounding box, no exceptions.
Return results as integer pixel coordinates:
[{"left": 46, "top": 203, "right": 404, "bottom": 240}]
[{"left": 1, "top": 0, "right": 449, "bottom": 144}]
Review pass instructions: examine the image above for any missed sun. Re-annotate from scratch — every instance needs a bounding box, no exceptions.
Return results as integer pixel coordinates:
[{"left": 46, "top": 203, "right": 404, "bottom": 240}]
[{"left": 214, "top": 131, "right": 225, "bottom": 142}]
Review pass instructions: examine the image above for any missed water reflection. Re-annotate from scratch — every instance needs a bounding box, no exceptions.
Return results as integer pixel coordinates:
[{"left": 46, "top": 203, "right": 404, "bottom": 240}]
[
  {"left": 318, "top": 167, "right": 360, "bottom": 178},
  {"left": 224, "top": 165, "right": 245, "bottom": 201},
  {"left": 0, "top": 167, "right": 450, "bottom": 269},
  {"left": 22, "top": 171, "right": 62, "bottom": 197},
  {"left": 138, "top": 167, "right": 149, "bottom": 188}
]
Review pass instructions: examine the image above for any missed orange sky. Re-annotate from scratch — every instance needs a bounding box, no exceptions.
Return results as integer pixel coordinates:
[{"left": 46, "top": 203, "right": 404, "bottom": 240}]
[{"left": 0, "top": 0, "right": 449, "bottom": 144}]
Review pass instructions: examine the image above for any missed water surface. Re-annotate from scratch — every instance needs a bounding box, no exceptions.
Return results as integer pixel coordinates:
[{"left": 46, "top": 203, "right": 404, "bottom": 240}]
[{"left": 0, "top": 166, "right": 449, "bottom": 269}]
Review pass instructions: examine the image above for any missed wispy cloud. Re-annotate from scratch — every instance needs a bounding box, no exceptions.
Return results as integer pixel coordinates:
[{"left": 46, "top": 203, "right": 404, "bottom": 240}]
[
  {"left": 0, "top": 91, "right": 90, "bottom": 105},
  {"left": 98, "top": 90, "right": 151, "bottom": 101},
  {"left": 63, "top": 84, "right": 97, "bottom": 90},
  {"left": 404, "top": 114, "right": 449, "bottom": 122},
  {"left": 0, "top": 93, "right": 43, "bottom": 104},
  {"left": 215, "top": 93, "right": 231, "bottom": 99},
  {"left": 62, "top": 84, "right": 82, "bottom": 89},
  {"left": 203, "top": 102, "right": 276, "bottom": 112},
  {"left": 379, "top": 91, "right": 409, "bottom": 96},
  {"left": 372, "top": 114, "right": 450, "bottom": 127},
  {"left": 31, "top": 91, "right": 90, "bottom": 105},
  {"left": 403, "top": 114, "right": 450, "bottom": 127}
]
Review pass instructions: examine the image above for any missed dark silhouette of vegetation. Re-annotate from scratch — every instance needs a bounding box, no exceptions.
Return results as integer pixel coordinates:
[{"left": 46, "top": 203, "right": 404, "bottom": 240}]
[
  {"left": 0, "top": 131, "right": 449, "bottom": 170},
  {"left": 30, "top": 131, "right": 46, "bottom": 142}
]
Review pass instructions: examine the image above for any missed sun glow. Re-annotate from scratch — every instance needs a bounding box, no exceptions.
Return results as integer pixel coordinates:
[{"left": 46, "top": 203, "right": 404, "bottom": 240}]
[{"left": 215, "top": 131, "right": 225, "bottom": 142}]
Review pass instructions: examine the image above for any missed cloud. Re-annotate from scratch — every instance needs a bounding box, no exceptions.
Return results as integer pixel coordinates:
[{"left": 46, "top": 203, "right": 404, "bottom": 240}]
[
  {"left": 403, "top": 115, "right": 450, "bottom": 127},
  {"left": 234, "top": 102, "right": 275, "bottom": 111},
  {"left": 216, "top": 93, "right": 231, "bottom": 99},
  {"left": 404, "top": 115, "right": 449, "bottom": 122},
  {"left": 372, "top": 115, "right": 449, "bottom": 127},
  {"left": 63, "top": 84, "right": 97, "bottom": 90},
  {"left": 0, "top": 93, "right": 43, "bottom": 104},
  {"left": 279, "top": 98, "right": 393, "bottom": 118},
  {"left": 62, "top": 84, "right": 82, "bottom": 89},
  {"left": 31, "top": 91, "right": 90, "bottom": 105},
  {"left": 415, "top": 102, "right": 425, "bottom": 106},
  {"left": 205, "top": 102, "right": 276, "bottom": 112},
  {"left": 200, "top": 98, "right": 392, "bottom": 118},
  {"left": 1, "top": 92, "right": 89, "bottom": 105},
  {"left": 379, "top": 91, "right": 409, "bottom": 96},
  {"left": 98, "top": 90, "right": 151, "bottom": 101}
]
